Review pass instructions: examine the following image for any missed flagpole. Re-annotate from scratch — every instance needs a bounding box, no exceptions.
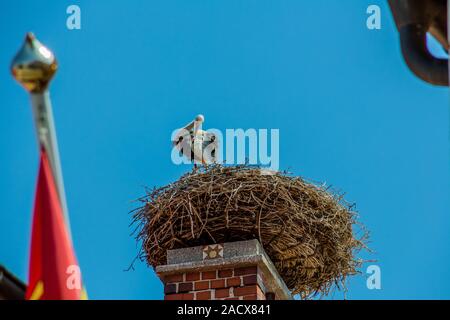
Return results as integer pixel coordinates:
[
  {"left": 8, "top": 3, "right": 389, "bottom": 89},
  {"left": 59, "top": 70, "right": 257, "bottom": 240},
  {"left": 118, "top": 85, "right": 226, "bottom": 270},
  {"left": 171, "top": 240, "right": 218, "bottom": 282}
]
[
  {"left": 11, "top": 33, "right": 72, "bottom": 239},
  {"left": 30, "top": 91, "right": 71, "bottom": 236}
]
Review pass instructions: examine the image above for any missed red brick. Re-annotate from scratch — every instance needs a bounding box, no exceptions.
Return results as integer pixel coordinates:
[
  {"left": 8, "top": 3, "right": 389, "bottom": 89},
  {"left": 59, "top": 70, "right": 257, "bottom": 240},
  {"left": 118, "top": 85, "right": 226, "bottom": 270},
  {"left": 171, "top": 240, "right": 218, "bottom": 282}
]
[
  {"left": 243, "top": 274, "right": 257, "bottom": 285},
  {"left": 210, "top": 279, "right": 226, "bottom": 289},
  {"left": 164, "top": 293, "right": 194, "bottom": 300},
  {"left": 194, "top": 281, "right": 210, "bottom": 290},
  {"left": 226, "top": 277, "right": 241, "bottom": 287},
  {"left": 181, "top": 293, "right": 194, "bottom": 300},
  {"left": 234, "top": 266, "right": 257, "bottom": 276},
  {"left": 186, "top": 272, "right": 200, "bottom": 281},
  {"left": 234, "top": 285, "right": 258, "bottom": 296},
  {"left": 166, "top": 293, "right": 194, "bottom": 300},
  {"left": 165, "top": 293, "right": 183, "bottom": 300},
  {"left": 225, "top": 297, "right": 240, "bottom": 300},
  {"left": 218, "top": 269, "right": 233, "bottom": 278},
  {"left": 195, "top": 291, "right": 211, "bottom": 300},
  {"left": 202, "top": 271, "right": 217, "bottom": 280},
  {"left": 243, "top": 294, "right": 258, "bottom": 300},
  {"left": 164, "top": 283, "right": 177, "bottom": 294},
  {"left": 178, "top": 282, "right": 193, "bottom": 293},
  {"left": 215, "top": 288, "right": 230, "bottom": 298},
  {"left": 165, "top": 274, "right": 184, "bottom": 283}
]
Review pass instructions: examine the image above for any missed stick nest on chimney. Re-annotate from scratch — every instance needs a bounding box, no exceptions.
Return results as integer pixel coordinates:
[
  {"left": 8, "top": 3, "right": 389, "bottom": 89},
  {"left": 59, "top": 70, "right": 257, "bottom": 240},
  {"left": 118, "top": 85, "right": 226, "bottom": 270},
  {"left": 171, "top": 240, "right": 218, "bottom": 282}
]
[{"left": 132, "top": 164, "right": 368, "bottom": 299}]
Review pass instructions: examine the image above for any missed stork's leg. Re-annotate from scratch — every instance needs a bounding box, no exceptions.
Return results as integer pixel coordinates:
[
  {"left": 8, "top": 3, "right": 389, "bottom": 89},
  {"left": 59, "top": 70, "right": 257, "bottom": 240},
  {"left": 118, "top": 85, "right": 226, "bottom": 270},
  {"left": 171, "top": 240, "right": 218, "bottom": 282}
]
[{"left": 191, "top": 148, "right": 197, "bottom": 170}]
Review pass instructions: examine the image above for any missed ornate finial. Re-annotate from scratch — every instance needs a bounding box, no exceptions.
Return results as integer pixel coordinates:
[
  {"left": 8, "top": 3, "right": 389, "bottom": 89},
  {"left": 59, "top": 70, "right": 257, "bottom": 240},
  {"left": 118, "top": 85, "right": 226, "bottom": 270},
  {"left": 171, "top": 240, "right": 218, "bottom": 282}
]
[{"left": 11, "top": 32, "right": 58, "bottom": 93}]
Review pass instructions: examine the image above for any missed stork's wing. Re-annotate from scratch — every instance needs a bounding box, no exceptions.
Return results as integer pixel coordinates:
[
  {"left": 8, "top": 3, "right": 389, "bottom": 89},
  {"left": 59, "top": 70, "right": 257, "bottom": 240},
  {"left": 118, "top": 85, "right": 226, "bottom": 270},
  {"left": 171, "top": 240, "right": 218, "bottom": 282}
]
[
  {"left": 172, "top": 120, "right": 194, "bottom": 146},
  {"left": 181, "top": 119, "right": 196, "bottom": 133},
  {"left": 199, "top": 132, "right": 218, "bottom": 164},
  {"left": 172, "top": 116, "right": 204, "bottom": 145},
  {"left": 172, "top": 116, "right": 208, "bottom": 163}
]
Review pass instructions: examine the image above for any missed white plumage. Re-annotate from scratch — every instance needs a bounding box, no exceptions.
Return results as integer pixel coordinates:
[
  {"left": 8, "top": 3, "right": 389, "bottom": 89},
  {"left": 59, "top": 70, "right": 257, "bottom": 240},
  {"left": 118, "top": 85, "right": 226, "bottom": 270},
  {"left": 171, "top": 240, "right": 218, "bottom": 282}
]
[{"left": 172, "top": 114, "right": 217, "bottom": 165}]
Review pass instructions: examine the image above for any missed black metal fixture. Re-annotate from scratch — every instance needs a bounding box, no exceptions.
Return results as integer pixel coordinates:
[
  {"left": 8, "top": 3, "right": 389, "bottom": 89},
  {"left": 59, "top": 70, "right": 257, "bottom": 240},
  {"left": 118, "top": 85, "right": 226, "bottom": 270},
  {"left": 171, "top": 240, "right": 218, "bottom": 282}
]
[{"left": 388, "top": 0, "right": 448, "bottom": 86}]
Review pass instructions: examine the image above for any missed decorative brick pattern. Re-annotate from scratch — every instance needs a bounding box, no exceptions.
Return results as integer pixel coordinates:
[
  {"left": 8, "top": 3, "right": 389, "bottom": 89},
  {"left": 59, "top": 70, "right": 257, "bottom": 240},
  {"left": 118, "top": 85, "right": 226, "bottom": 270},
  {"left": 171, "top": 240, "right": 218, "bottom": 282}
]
[
  {"left": 163, "top": 265, "right": 267, "bottom": 300},
  {"left": 202, "top": 244, "right": 224, "bottom": 260},
  {"left": 158, "top": 240, "right": 292, "bottom": 300}
]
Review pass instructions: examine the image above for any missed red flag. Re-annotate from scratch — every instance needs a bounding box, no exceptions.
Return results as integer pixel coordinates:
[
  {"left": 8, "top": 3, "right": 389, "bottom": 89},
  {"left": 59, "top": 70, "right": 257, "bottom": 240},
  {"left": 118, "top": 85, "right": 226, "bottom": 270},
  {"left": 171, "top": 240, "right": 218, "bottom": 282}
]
[{"left": 26, "top": 150, "right": 86, "bottom": 300}]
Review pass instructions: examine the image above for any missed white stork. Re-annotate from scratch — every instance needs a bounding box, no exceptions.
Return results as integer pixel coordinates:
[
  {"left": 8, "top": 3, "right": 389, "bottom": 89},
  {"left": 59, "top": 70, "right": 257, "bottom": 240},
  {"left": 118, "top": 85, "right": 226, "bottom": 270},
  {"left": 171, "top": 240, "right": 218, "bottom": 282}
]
[{"left": 172, "top": 114, "right": 217, "bottom": 166}]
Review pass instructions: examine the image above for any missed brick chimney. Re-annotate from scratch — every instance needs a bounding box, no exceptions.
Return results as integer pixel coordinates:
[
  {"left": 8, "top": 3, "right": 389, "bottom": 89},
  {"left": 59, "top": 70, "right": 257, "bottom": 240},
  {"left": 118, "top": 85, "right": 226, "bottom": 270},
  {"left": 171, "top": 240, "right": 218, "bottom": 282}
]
[{"left": 156, "top": 239, "right": 292, "bottom": 300}]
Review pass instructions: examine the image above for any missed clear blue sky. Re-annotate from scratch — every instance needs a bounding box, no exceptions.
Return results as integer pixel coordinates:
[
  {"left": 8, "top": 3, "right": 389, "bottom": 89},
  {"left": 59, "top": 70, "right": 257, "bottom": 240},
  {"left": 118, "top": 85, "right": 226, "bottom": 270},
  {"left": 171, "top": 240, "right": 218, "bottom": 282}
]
[{"left": 1, "top": 1, "right": 449, "bottom": 299}]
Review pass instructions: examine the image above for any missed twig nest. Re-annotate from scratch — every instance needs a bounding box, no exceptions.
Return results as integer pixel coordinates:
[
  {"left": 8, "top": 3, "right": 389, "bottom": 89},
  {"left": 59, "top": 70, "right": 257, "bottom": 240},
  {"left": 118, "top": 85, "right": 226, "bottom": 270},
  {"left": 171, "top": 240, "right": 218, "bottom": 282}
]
[{"left": 133, "top": 165, "right": 367, "bottom": 298}]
